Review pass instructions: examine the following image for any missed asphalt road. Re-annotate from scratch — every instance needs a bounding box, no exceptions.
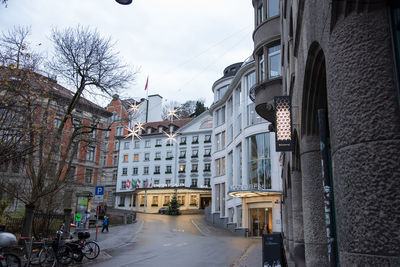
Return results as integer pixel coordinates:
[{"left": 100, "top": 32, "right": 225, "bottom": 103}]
[{"left": 90, "top": 213, "right": 260, "bottom": 267}]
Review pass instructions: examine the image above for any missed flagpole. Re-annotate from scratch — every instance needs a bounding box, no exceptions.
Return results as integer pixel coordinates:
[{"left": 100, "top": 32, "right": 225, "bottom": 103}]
[{"left": 145, "top": 76, "right": 149, "bottom": 123}]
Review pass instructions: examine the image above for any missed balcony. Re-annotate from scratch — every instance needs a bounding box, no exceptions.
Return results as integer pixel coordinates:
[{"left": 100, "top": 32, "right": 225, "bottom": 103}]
[
  {"left": 253, "top": 15, "right": 280, "bottom": 51},
  {"left": 166, "top": 157, "right": 173, "bottom": 160},
  {"left": 228, "top": 184, "right": 281, "bottom": 198},
  {"left": 250, "top": 77, "right": 282, "bottom": 123}
]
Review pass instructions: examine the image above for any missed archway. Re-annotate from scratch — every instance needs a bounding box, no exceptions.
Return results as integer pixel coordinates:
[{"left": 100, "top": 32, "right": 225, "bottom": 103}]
[{"left": 300, "top": 42, "right": 330, "bottom": 267}]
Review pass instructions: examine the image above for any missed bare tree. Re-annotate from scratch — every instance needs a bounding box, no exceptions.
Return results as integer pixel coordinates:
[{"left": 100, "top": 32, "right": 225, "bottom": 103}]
[
  {"left": 0, "top": 25, "right": 135, "bottom": 236},
  {"left": 0, "top": 26, "right": 42, "bottom": 70}
]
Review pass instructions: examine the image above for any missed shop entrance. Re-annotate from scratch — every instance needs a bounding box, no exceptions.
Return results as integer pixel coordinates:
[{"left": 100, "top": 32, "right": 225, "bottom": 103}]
[
  {"left": 200, "top": 197, "right": 211, "bottom": 209},
  {"left": 249, "top": 208, "right": 272, "bottom": 237}
]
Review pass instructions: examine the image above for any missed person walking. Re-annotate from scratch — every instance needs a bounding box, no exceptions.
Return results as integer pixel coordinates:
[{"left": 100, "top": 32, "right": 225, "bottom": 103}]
[{"left": 101, "top": 216, "right": 109, "bottom": 233}]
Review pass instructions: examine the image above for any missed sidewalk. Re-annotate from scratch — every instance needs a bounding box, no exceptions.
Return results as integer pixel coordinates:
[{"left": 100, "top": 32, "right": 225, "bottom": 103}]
[{"left": 75, "top": 220, "right": 143, "bottom": 265}]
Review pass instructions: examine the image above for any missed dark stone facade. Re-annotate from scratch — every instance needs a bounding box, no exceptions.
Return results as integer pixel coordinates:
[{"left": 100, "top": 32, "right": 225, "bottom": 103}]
[{"left": 251, "top": 0, "right": 400, "bottom": 266}]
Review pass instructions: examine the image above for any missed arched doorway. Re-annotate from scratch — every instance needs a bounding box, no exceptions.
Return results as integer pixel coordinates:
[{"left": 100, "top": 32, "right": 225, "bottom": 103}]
[{"left": 300, "top": 42, "right": 333, "bottom": 267}]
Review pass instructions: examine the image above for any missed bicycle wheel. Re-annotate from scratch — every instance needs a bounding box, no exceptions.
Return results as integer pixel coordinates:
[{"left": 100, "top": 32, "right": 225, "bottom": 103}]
[
  {"left": 38, "top": 247, "right": 54, "bottom": 265},
  {"left": 55, "top": 245, "right": 73, "bottom": 265},
  {"left": 28, "top": 248, "right": 42, "bottom": 266},
  {"left": 83, "top": 241, "right": 100, "bottom": 260},
  {"left": 3, "top": 253, "right": 21, "bottom": 267}
]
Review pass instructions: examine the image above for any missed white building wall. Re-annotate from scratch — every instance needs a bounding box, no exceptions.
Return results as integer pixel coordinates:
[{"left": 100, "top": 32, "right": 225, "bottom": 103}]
[{"left": 210, "top": 61, "right": 282, "bottom": 233}]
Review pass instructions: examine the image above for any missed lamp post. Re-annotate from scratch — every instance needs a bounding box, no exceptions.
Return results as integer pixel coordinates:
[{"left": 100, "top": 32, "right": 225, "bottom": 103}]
[{"left": 115, "top": 0, "right": 132, "bottom": 4}]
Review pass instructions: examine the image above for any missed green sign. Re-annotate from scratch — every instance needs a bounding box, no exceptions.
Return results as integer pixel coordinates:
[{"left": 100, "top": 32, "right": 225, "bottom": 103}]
[
  {"left": 75, "top": 212, "right": 82, "bottom": 222},
  {"left": 77, "top": 197, "right": 88, "bottom": 206}
]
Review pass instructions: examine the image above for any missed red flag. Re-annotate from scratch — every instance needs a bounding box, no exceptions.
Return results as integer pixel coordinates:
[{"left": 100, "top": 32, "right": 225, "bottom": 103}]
[{"left": 144, "top": 76, "right": 149, "bottom": 91}]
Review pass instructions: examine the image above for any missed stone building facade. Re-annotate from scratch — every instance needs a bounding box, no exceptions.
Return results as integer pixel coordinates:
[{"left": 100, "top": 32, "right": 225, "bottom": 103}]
[{"left": 250, "top": 0, "right": 400, "bottom": 266}]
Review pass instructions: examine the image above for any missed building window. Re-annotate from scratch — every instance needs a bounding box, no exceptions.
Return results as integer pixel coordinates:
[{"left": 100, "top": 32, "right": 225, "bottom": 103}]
[
  {"left": 166, "top": 151, "right": 173, "bottom": 160},
  {"left": 180, "top": 136, "right": 186, "bottom": 145},
  {"left": 119, "top": 196, "right": 125, "bottom": 206},
  {"left": 204, "top": 163, "right": 211, "bottom": 172},
  {"left": 164, "top": 195, "right": 170, "bottom": 206},
  {"left": 144, "top": 166, "right": 149, "bottom": 175},
  {"left": 191, "top": 150, "right": 198, "bottom": 158},
  {"left": 268, "top": 45, "right": 281, "bottom": 79},
  {"left": 112, "top": 169, "right": 117, "bottom": 180},
  {"left": 121, "top": 181, "right": 126, "bottom": 190},
  {"left": 154, "top": 179, "right": 160, "bottom": 185},
  {"left": 155, "top": 152, "right": 161, "bottom": 160},
  {"left": 179, "top": 179, "right": 185, "bottom": 185},
  {"left": 190, "top": 195, "right": 198, "bottom": 206},
  {"left": 166, "top": 179, "right": 171, "bottom": 186},
  {"left": 140, "top": 196, "right": 145, "bottom": 206},
  {"left": 204, "top": 178, "right": 210, "bottom": 187},
  {"left": 134, "top": 140, "right": 140, "bottom": 149},
  {"left": 204, "top": 135, "right": 211, "bottom": 143},
  {"left": 258, "top": 50, "right": 265, "bottom": 82},
  {"left": 154, "top": 166, "right": 160, "bottom": 174},
  {"left": 86, "top": 146, "right": 95, "bottom": 161},
  {"left": 158, "top": 126, "right": 163, "bottom": 133},
  {"left": 156, "top": 139, "right": 162, "bottom": 147},
  {"left": 267, "top": 0, "right": 279, "bottom": 18},
  {"left": 179, "top": 150, "right": 186, "bottom": 158},
  {"left": 152, "top": 196, "right": 159, "bottom": 206},
  {"left": 191, "top": 164, "right": 198, "bottom": 172},
  {"left": 105, "top": 130, "right": 110, "bottom": 138},
  {"left": 113, "top": 155, "right": 118, "bottom": 166},
  {"left": 216, "top": 157, "right": 226, "bottom": 176},
  {"left": 114, "top": 141, "right": 119, "bottom": 151},
  {"left": 132, "top": 167, "right": 138, "bottom": 175},
  {"left": 116, "top": 127, "right": 124, "bottom": 136},
  {"left": 248, "top": 133, "right": 271, "bottom": 189},
  {"left": 54, "top": 118, "right": 62, "bottom": 128},
  {"left": 144, "top": 153, "right": 150, "bottom": 161},
  {"left": 123, "top": 154, "right": 128, "bottom": 162},
  {"left": 177, "top": 195, "right": 185, "bottom": 206},
  {"left": 123, "top": 141, "right": 130, "bottom": 149},
  {"left": 134, "top": 153, "right": 139, "bottom": 162},
  {"left": 166, "top": 165, "right": 172, "bottom": 174},
  {"left": 122, "top": 168, "right": 128, "bottom": 176},
  {"left": 179, "top": 164, "right": 185, "bottom": 173},
  {"left": 66, "top": 166, "right": 76, "bottom": 180},
  {"left": 204, "top": 149, "right": 211, "bottom": 157},
  {"left": 145, "top": 140, "right": 151, "bottom": 148},
  {"left": 257, "top": 0, "right": 264, "bottom": 25},
  {"left": 102, "top": 156, "right": 107, "bottom": 166},
  {"left": 192, "top": 136, "right": 199, "bottom": 144},
  {"left": 85, "top": 168, "right": 93, "bottom": 184},
  {"left": 191, "top": 179, "right": 198, "bottom": 188}
]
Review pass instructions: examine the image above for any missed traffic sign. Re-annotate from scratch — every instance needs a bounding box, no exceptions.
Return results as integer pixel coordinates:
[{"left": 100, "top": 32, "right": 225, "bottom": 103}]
[
  {"left": 93, "top": 195, "right": 104, "bottom": 203},
  {"left": 95, "top": 186, "right": 104, "bottom": 195}
]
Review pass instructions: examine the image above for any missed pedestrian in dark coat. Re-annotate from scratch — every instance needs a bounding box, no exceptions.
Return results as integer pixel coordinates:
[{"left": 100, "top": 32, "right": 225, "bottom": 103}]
[{"left": 102, "top": 216, "right": 109, "bottom": 233}]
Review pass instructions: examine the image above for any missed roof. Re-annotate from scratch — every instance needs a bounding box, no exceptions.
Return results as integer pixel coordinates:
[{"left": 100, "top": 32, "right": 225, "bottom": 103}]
[
  {"left": 142, "top": 118, "right": 193, "bottom": 133},
  {"left": 0, "top": 67, "right": 112, "bottom": 117}
]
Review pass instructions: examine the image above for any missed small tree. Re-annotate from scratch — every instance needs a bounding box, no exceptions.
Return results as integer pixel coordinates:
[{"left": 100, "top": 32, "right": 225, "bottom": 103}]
[{"left": 167, "top": 195, "right": 180, "bottom": 216}]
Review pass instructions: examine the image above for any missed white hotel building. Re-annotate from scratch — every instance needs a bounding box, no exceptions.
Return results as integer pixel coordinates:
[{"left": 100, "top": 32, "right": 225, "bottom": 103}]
[
  {"left": 114, "top": 112, "right": 213, "bottom": 213},
  {"left": 208, "top": 59, "right": 282, "bottom": 237}
]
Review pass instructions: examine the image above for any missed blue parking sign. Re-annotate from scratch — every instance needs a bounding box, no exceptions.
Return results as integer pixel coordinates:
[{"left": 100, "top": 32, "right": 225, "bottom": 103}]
[{"left": 95, "top": 186, "right": 104, "bottom": 195}]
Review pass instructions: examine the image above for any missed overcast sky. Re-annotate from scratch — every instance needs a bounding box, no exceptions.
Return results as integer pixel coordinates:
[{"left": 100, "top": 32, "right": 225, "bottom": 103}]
[{"left": 0, "top": 0, "right": 254, "bottom": 107}]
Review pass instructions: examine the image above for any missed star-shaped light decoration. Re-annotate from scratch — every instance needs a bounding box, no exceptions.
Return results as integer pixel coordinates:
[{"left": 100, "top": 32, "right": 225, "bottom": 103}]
[
  {"left": 163, "top": 130, "right": 178, "bottom": 146},
  {"left": 128, "top": 101, "right": 140, "bottom": 113},
  {"left": 125, "top": 126, "right": 142, "bottom": 143},
  {"left": 135, "top": 122, "right": 145, "bottom": 132},
  {"left": 167, "top": 108, "right": 179, "bottom": 121}
]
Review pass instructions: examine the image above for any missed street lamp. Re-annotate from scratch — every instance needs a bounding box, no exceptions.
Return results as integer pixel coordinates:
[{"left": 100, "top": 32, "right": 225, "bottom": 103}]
[{"left": 115, "top": 0, "right": 132, "bottom": 4}]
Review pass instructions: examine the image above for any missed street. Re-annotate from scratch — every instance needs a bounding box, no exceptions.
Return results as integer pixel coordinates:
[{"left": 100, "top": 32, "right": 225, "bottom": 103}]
[{"left": 90, "top": 213, "right": 261, "bottom": 267}]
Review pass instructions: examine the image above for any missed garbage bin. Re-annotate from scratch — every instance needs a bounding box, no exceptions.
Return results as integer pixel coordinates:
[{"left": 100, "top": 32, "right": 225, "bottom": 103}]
[{"left": 262, "top": 233, "right": 283, "bottom": 267}]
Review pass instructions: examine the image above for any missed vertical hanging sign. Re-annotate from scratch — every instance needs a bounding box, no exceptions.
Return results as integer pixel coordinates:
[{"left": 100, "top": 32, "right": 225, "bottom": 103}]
[{"left": 274, "top": 96, "right": 293, "bottom": 152}]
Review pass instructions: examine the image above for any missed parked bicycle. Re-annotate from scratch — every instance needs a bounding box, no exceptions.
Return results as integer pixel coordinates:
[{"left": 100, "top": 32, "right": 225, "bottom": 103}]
[
  {"left": 56, "top": 223, "right": 100, "bottom": 262},
  {"left": 35, "top": 229, "right": 73, "bottom": 266}
]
